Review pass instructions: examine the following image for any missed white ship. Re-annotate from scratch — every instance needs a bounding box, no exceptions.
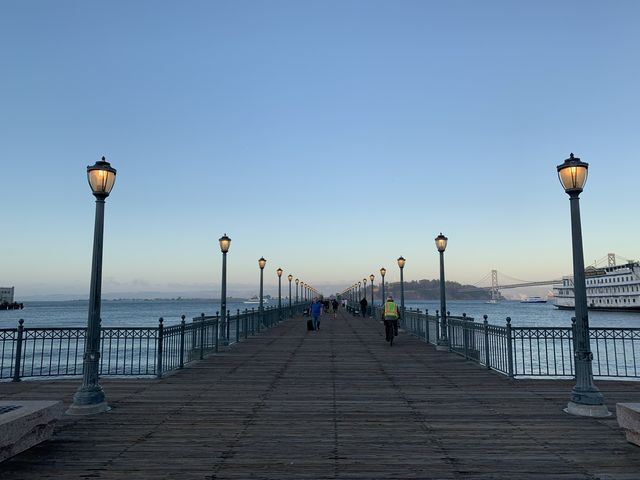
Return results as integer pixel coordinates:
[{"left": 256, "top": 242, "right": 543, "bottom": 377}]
[
  {"left": 553, "top": 256, "right": 640, "bottom": 311},
  {"left": 243, "top": 296, "right": 268, "bottom": 304}
]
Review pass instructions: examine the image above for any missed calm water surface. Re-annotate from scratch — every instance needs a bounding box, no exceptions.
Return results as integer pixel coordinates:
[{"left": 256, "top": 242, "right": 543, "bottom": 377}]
[
  {"left": 0, "top": 299, "right": 272, "bottom": 329},
  {"left": 404, "top": 300, "right": 640, "bottom": 328},
  {"left": 1, "top": 299, "right": 640, "bottom": 329}
]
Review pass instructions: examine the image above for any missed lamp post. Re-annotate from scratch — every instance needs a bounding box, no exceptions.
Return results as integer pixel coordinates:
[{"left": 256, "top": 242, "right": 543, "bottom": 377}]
[
  {"left": 277, "top": 268, "right": 283, "bottom": 320},
  {"left": 557, "top": 153, "right": 609, "bottom": 417},
  {"left": 435, "top": 233, "right": 449, "bottom": 350},
  {"left": 219, "top": 234, "right": 231, "bottom": 344},
  {"left": 363, "top": 278, "right": 367, "bottom": 315},
  {"left": 258, "top": 257, "right": 266, "bottom": 325},
  {"left": 397, "top": 256, "right": 406, "bottom": 325},
  {"left": 288, "top": 274, "right": 293, "bottom": 317},
  {"left": 380, "top": 267, "right": 386, "bottom": 305},
  {"left": 67, "top": 156, "right": 116, "bottom": 415},
  {"left": 295, "top": 278, "right": 299, "bottom": 303},
  {"left": 358, "top": 281, "right": 362, "bottom": 305},
  {"left": 369, "top": 274, "right": 374, "bottom": 317}
]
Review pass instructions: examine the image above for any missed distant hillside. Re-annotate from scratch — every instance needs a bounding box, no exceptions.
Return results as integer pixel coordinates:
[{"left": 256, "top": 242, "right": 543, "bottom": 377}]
[{"left": 372, "top": 279, "right": 491, "bottom": 301}]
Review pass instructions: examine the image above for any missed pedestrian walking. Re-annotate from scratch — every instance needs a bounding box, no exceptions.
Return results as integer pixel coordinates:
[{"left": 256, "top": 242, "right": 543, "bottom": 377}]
[
  {"left": 359, "top": 297, "right": 368, "bottom": 318},
  {"left": 310, "top": 297, "right": 322, "bottom": 331}
]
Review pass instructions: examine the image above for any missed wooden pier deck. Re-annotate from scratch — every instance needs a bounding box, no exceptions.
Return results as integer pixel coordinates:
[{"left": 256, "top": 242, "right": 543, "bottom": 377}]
[{"left": 1, "top": 310, "right": 640, "bottom": 479}]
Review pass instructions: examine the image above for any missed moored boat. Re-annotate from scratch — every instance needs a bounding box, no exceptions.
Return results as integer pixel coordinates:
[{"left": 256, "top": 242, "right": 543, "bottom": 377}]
[{"left": 553, "top": 259, "right": 640, "bottom": 311}]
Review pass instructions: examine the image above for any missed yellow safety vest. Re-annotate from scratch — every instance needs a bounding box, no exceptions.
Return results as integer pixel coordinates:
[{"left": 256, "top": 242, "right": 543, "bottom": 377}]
[{"left": 383, "top": 301, "right": 398, "bottom": 319}]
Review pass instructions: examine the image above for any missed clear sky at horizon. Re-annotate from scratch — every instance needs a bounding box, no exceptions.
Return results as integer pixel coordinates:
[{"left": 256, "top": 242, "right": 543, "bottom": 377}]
[{"left": 1, "top": 1, "right": 639, "bottom": 299}]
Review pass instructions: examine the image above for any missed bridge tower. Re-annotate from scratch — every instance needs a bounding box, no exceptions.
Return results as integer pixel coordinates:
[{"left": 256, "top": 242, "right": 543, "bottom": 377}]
[
  {"left": 608, "top": 253, "right": 616, "bottom": 267},
  {"left": 490, "top": 269, "right": 499, "bottom": 302}
]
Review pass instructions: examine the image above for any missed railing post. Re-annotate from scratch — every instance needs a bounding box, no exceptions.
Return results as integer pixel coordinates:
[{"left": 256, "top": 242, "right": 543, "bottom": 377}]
[
  {"left": 252, "top": 308, "right": 256, "bottom": 335},
  {"left": 257, "top": 307, "right": 261, "bottom": 333},
  {"left": 244, "top": 308, "right": 249, "bottom": 339},
  {"left": 215, "top": 311, "right": 220, "bottom": 353},
  {"left": 463, "top": 313, "right": 469, "bottom": 359},
  {"left": 199, "top": 313, "right": 205, "bottom": 360},
  {"left": 12, "top": 319, "right": 24, "bottom": 382},
  {"left": 156, "top": 317, "right": 164, "bottom": 379},
  {"left": 506, "top": 317, "right": 514, "bottom": 378},
  {"left": 236, "top": 309, "right": 240, "bottom": 344},
  {"left": 447, "top": 311, "right": 452, "bottom": 352},
  {"left": 425, "top": 309, "right": 429, "bottom": 343},
  {"left": 483, "top": 315, "right": 491, "bottom": 369},
  {"left": 179, "top": 315, "right": 186, "bottom": 369}
]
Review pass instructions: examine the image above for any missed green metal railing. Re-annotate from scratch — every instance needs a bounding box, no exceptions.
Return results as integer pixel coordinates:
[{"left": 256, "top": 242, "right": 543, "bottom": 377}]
[
  {"left": 1, "top": 303, "right": 306, "bottom": 381},
  {"left": 396, "top": 307, "right": 640, "bottom": 379}
]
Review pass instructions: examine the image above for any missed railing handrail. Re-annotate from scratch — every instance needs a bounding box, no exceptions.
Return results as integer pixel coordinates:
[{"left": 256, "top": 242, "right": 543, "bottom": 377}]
[{"left": 1, "top": 302, "right": 308, "bottom": 382}]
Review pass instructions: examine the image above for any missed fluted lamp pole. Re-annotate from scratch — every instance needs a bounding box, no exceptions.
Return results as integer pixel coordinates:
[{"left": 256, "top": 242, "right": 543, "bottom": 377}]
[
  {"left": 277, "top": 268, "right": 283, "bottom": 321},
  {"left": 397, "top": 256, "right": 406, "bottom": 326},
  {"left": 557, "top": 153, "right": 609, "bottom": 417},
  {"left": 295, "top": 278, "right": 299, "bottom": 303},
  {"left": 435, "top": 233, "right": 449, "bottom": 350},
  {"left": 258, "top": 257, "right": 266, "bottom": 326},
  {"left": 219, "top": 234, "right": 231, "bottom": 344},
  {"left": 67, "top": 156, "right": 116, "bottom": 416},
  {"left": 363, "top": 278, "right": 367, "bottom": 315},
  {"left": 380, "top": 267, "right": 386, "bottom": 307},
  {"left": 369, "top": 274, "right": 375, "bottom": 317},
  {"left": 288, "top": 274, "right": 293, "bottom": 317}
]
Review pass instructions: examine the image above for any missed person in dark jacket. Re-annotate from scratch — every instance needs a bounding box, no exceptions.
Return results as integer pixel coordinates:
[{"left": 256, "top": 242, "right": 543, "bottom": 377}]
[{"left": 359, "top": 297, "right": 368, "bottom": 318}]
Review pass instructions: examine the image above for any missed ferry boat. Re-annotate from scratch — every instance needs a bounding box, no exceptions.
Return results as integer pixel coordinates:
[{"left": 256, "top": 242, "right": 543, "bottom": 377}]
[
  {"left": 553, "top": 261, "right": 640, "bottom": 311},
  {"left": 243, "top": 296, "right": 268, "bottom": 304},
  {"left": 520, "top": 296, "right": 547, "bottom": 304}
]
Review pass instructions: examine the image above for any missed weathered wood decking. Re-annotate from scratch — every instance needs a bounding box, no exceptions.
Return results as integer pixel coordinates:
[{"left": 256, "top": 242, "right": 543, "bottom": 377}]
[{"left": 1, "top": 310, "right": 640, "bottom": 479}]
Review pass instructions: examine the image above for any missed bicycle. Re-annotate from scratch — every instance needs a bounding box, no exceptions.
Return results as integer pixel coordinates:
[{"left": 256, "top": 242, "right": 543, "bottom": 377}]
[{"left": 384, "top": 319, "right": 398, "bottom": 346}]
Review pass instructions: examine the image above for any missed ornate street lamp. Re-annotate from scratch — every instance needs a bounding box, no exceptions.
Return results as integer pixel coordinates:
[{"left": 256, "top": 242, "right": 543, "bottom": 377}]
[
  {"left": 68, "top": 156, "right": 116, "bottom": 415},
  {"left": 288, "top": 274, "right": 293, "bottom": 317},
  {"left": 258, "top": 257, "right": 266, "bottom": 324},
  {"left": 219, "top": 234, "right": 231, "bottom": 344},
  {"left": 369, "top": 274, "right": 374, "bottom": 317},
  {"left": 363, "top": 278, "right": 367, "bottom": 315},
  {"left": 295, "top": 278, "right": 299, "bottom": 303},
  {"left": 380, "top": 267, "right": 386, "bottom": 306},
  {"left": 557, "top": 153, "right": 609, "bottom": 417},
  {"left": 277, "top": 268, "right": 283, "bottom": 320},
  {"left": 435, "top": 233, "right": 449, "bottom": 350},
  {"left": 397, "top": 256, "right": 406, "bottom": 325}
]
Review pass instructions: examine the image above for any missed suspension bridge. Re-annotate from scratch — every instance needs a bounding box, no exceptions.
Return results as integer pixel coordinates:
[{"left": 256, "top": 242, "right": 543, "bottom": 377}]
[
  {"left": 467, "top": 254, "right": 634, "bottom": 301},
  {"left": 468, "top": 270, "right": 562, "bottom": 300}
]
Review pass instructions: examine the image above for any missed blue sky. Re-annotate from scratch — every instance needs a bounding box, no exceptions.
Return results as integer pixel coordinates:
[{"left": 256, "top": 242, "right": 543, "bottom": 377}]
[{"left": 1, "top": 1, "right": 639, "bottom": 299}]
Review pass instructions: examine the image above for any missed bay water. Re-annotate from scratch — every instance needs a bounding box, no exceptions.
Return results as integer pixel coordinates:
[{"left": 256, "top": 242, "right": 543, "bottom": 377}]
[{"left": 2, "top": 298, "right": 640, "bottom": 330}]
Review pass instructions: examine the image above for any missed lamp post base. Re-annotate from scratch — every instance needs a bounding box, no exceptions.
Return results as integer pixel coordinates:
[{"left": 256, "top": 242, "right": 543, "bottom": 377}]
[
  {"left": 564, "top": 401, "right": 611, "bottom": 418},
  {"left": 436, "top": 341, "right": 449, "bottom": 352},
  {"left": 66, "top": 387, "right": 109, "bottom": 416}
]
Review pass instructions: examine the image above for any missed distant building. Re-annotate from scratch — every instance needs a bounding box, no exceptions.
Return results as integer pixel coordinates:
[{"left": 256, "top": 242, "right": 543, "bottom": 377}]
[{"left": 0, "top": 286, "right": 15, "bottom": 303}]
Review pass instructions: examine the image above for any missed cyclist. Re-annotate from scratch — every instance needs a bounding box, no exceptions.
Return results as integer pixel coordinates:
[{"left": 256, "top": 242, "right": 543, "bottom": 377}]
[{"left": 381, "top": 295, "right": 400, "bottom": 345}]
